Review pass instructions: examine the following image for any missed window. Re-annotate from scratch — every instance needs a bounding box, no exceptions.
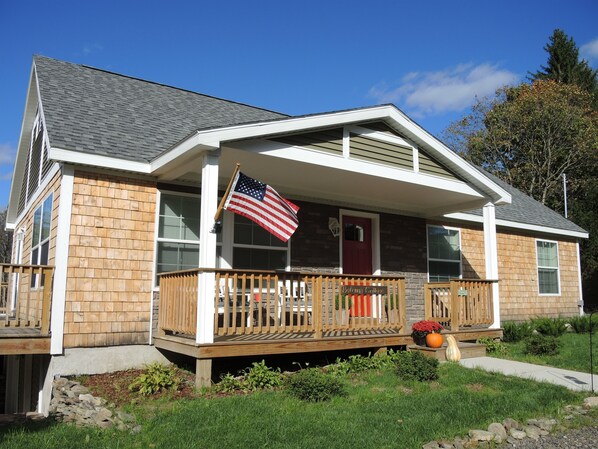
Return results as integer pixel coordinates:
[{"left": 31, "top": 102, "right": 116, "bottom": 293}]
[
  {"left": 233, "top": 214, "right": 288, "bottom": 270},
  {"left": 31, "top": 194, "right": 52, "bottom": 287},
  {"left": 156, "top": 193, "right": 200, "bottom": 277},
  {"left": 537, "top": 240, "right": 560, "bottom": 295},
  {"left": 427, "top": 225, "right": 461, "bottom": 282}
]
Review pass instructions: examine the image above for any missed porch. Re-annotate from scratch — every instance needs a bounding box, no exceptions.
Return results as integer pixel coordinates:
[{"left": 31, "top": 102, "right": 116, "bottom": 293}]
[
  {"left": 0, "top": 264, "right": 53, "bottom": 355},
  {"left": 154, "top": 268, "right": 502, "bottom": 385}
]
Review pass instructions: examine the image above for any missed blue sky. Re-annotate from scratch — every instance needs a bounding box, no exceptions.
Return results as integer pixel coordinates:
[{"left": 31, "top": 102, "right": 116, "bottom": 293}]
[{"left": 1, "top": 0, "right": 597, "bottom": 208}]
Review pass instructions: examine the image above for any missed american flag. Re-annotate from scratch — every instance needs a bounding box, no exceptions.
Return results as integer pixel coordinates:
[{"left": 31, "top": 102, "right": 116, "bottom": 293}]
[{"left": 224, "top": 172, "right": 299, "bottom": 242}]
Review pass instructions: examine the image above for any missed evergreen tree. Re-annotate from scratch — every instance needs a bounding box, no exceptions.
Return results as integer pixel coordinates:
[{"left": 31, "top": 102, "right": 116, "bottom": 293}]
[{"left": 530, "top": 29, "right": 598, "bottom": 106}]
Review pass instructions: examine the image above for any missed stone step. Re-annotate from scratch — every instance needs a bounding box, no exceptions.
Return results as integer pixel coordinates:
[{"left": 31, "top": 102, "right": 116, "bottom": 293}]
[{"left": 407, "top": 341, "right": 487, "bottom": 361}]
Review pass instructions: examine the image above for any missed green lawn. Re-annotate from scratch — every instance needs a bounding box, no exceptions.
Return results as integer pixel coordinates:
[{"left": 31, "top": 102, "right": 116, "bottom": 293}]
[
  {"left": 0, "top": 363, "right": 588, "bottom": 449},
  {"left": 492, "top": 333, "right": 598, "bottom": 373}
]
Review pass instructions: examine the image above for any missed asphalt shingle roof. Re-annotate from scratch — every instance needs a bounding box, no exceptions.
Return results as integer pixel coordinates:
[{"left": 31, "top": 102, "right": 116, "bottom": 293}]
[
  {"left": 34, "top": 56, "right": 287, "bottom": 162},
  {"left": 32, "top": 56, "right": 587, "bottom": 236},
  {"left": 466, "top": 171, "right": 587, "bottom": 234}
]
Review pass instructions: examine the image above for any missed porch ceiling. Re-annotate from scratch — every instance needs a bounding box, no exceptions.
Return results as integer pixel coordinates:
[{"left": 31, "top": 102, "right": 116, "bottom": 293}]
[{"left": 166, "top": 142, "right": 489, "bottom": 217}]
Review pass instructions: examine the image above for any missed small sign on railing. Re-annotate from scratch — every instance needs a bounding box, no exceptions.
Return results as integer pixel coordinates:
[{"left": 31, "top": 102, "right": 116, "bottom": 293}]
[
  {"left": 341, "top": 285, "right": 388, "bottom": 295},
  {"left": 458, "top": 288, "right": 468, "bottom": 296}
]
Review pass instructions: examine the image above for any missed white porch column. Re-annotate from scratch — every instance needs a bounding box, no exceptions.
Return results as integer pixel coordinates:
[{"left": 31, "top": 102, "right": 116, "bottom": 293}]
[
  {"left": 483, "top": 203, "right": 501, "bottom": 328},
  {"left": 196, "top": 150, "right": 220, "bottom": 344}
]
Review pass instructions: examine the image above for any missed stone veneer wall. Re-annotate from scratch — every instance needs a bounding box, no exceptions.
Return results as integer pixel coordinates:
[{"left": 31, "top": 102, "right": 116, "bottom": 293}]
[
  {"left": 290, "top": 200, "right": 429, "bottom": 325},
  {"left": 497, "top": 230, "right": 580, "bottom": 321},
  {"left": 63, "top": 171, "right": 157, "bottom": 348}
]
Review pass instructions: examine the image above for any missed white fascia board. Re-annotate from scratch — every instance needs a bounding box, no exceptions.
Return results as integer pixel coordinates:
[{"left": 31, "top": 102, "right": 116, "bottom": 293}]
[
  {"left": 236, "top": 138, "right": 484, "bottom": 198},
  {"left": 49, "top": 147, "right": 151, "bottom": 173},
  {"left": 7, "top": 64, "right": 38, "bottom": 224},
  {"left": 150, "top": 106, "right": 396, "bottom": 172},
  {"left": 386, "top": 108, "right": 512, "bottom": 206},
  {"left": 444, "top": 212, "right": 589, "bottom": 239},
  {"left": 151, "top": 105, "right": 511, "bottom": 206}
]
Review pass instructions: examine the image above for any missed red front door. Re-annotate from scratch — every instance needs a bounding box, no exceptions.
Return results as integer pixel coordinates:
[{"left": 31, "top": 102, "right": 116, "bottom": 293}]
[
  {"left": 342, "top": 215, "right": 372, "bottom": 275},
  {"left": 342, "top": 216, "right": 373, "bottom": 317}
]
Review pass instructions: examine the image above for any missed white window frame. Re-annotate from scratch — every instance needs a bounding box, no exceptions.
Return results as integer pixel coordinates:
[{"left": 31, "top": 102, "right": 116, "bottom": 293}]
[
  {"left": 231, "top": 213, "right": 291, "bottom": 271},
  {"left": 536, "top": 238, "right": 561, "bottom": 296},
  {"left": 31, "top": 194, "right": 53, "bottom": 288},
  {"left": 154, "top": 190, "right": 201, "bottom": 286},
  {"left": 426, "top": 224, "right": 462, "bottom": 282},
  {"left": 153, "top": 189, "right": 225, "bottom": 288}
]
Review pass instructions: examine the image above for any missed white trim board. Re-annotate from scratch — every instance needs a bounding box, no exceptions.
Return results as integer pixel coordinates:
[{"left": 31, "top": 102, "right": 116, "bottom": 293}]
[
  {"left": 443, "top": 212, "right": 588, "bottom": 239},
  {"left": 50, "top": 164, "right": 74, "bottom": 354}
]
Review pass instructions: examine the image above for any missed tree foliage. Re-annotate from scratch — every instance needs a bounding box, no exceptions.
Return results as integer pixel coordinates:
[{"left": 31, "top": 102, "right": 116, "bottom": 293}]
[
  {"left": 443, "top": 80, "right": 598, "bottom": 209},
  {"left": 530, "top": 29, "right": 598, "bottom": 106},
  {"left": 0, "top": 208, "right": 13, "bottom": 264}
]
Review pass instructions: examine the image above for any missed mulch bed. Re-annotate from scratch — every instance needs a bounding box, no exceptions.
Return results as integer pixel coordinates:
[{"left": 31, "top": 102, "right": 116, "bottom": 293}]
[{"left": 78, "top": 368, "right": 197, "bottom": 407}]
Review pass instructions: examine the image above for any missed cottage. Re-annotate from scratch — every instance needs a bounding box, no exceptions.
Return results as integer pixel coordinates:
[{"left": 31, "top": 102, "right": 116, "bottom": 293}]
[{"left": 1, "top": 56, "right": 587, "bottom": 415}]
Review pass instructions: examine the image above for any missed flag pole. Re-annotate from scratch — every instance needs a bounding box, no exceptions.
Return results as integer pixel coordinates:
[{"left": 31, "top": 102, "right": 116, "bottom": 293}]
[{"left": 213, "top": 163, "right": 241, "bottom": 223}]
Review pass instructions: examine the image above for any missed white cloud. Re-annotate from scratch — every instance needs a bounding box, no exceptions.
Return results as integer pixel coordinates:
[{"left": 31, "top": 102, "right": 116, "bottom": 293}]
[
  {"left": 0, "top": 143, "right": 16, "bottom": 165},
  {"left": 368, "top": 63, "right": 519, "bottom": 117},
  {"left": 580, "top": 37, "right": 598, "bottom": 64}
]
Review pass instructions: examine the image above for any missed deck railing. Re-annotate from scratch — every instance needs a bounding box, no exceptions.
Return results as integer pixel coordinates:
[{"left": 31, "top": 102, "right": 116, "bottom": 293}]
[
  {"left": 158, "top": 268, "right": 406, "bottom": 339},
  {"left": 0, "top": 264, "right": 54, "bottom": 334},
  {"left": 424, "top": 279, "right": 495, "bottom": 330}
]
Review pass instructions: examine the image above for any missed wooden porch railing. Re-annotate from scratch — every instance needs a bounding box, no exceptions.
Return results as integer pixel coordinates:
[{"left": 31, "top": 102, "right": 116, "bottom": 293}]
[
  {"left": 158, "top": 268, "right": 406, "bottom": 339},
  {"left": 424, "top": 279, "right": 495, "bottom": 331},
  {"left": 0, "top": 264, "right": 54, "bottom": 334}
]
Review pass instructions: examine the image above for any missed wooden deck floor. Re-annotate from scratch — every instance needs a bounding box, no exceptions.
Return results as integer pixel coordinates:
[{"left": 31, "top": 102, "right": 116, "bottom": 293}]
[{"left": 154, "top": 327, "right": 503, "bottom": 360}]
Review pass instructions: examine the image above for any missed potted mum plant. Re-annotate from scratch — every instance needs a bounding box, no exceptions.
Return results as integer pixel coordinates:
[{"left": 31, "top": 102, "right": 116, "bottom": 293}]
[{"left": 411, "top": 320, "right": 444, "bottom": 347}]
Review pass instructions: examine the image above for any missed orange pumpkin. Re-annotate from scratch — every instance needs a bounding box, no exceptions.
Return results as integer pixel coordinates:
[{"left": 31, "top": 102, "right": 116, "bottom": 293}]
[{"left": 425, "top": 332, "right": 443, "bottom": 348}]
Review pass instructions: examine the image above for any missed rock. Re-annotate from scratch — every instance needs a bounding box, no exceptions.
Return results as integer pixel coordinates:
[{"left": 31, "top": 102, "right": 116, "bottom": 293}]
[
  {"left": 527, "top": 418, "right": 557, "bottom": 431},
  {"left": 96, "top": 420, "right": 113, "bottom": 429},
  {"left": 452, "top": 437, "right": 467, "bottom": 449},
  {"left": 130, "top": 425, "right": 142, "bottom": 434},
  {"left": 524, "top": 425, "right": 541, "bottom": 440},
  {"left": 94, "top": 408, "right": 113, "bottom": 421},
  {"left": 487, "top": 422, "right": 507, "bottom": 443},
  {"left": 583, "top": 396, "right": 598, "bottom": 408},
  {"left": 422, "top": 441, "right": 440, "bottom": 449},
  {"left": 71, "top": 384, "right": 90, "bottom": 395},
  {"left": 53, "top": 377, "right": 69, "bottom": 388},
  {"left": 509, "top": 429, "right": 527, "bottom": 440},
  {"left": 25, "top": 412, "right": 45, "bottom": 422},
  {"left": 468, "top": 429, "right": 494, "bottom": 442},
  {"left": 502, "top": 418, "right": 520, "bottom": 430}
]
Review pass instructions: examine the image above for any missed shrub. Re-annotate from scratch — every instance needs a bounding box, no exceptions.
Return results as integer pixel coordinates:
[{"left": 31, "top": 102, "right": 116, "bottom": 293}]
[
  {"left": 128, "top": 363, "right": 181, "bottom": 396},
  {"left": 215, "top": 373, "right": 246, "bottom": 393},
  {"left": 285, "top": 368, "right": 347, "bottom": 402},
  {"left": 244, "top": 361, "right": 282, "bottom": 391},
  {"left": 477, "top": 337, "right": 508, "bottom": 355},
  {"left": 395, "top": 351, "right": 439, "bottom": 382},
  {"left": 531, "top": 317, "right": 568, "bottom": 337},
  {"left": 502, "top": 321, "right": 534, "bottom": 342},
  {"left": 568, "top": 315, "right": 598, "bottom": 334},
  {"left": 524, "top": 334, "right": 560, "bottom": 356}
]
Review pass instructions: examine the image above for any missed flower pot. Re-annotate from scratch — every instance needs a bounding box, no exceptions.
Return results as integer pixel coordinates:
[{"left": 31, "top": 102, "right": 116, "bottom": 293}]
[
  {"left": 412, "top": 334, "right": 427, "bottom": 346},
  {"left": 426, "top": 332, "right": 443, "bottom": 348}
]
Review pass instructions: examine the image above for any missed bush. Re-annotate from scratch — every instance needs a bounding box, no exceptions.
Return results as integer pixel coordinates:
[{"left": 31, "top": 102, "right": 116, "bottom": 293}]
[
  {"left": 524, "top": 334, "right": 560, "bottom": 356},
  {"left": 285, "top": 368, "right": 347, "bottom": 402},
  {"left": 531, "top": 317, "right": 568, "bottom": 337},
  {"left": 477, "top": 337, "right": 508, "bottom": 355},
  {"left": 215, "top": 373, "right": 246, "bottom": 393},
  {"left": 128, "top": 363, "right": 181, "bottom": 396},
  {"left": 502, "top": 321, "right": 534, "bottom": 342},
  {"left": 395, "top": 351, "right": 439, "bottom": 382},
  {"left": 244, "top": 361, "right": 282, "bottom": 391},
  {"left": 568, "top": 315, "right": 598, "bottom": 334}
]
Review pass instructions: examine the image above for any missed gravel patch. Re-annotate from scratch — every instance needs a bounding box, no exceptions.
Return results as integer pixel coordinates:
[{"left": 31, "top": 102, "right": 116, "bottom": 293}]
[{"left": 498, "top": 425, "right": 598, "bottom": 448}]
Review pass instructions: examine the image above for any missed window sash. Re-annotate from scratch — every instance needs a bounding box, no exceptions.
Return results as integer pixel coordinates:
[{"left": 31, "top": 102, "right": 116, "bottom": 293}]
[
  {"left": 427, "top": 225, "right": 462, "bottom": 282},
  {"left": 537, "top": 240, "right": 560, "bottom": 294}
]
